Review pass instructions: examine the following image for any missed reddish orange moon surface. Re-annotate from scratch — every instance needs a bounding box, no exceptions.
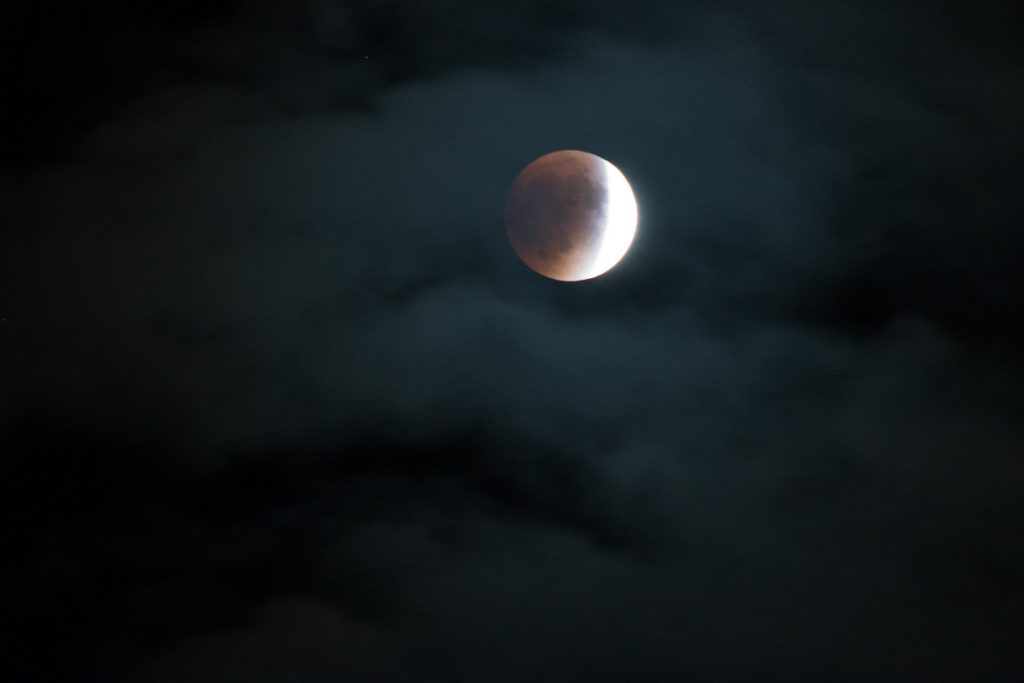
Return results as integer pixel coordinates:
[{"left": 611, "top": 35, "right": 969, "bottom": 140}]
[{"left": 505, "top": 150, "right": 638, "bottom": 281}]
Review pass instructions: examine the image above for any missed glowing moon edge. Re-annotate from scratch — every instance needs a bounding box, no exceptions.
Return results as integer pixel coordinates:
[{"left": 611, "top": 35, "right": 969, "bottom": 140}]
[{"left": 582, "top": 158, "right": 638, "bottom": 280}]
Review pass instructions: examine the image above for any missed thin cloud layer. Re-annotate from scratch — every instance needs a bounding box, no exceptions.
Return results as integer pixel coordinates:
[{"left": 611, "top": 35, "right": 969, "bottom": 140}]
[{"left": 3, "top": 1, "right": 1022, "bottom": 681}]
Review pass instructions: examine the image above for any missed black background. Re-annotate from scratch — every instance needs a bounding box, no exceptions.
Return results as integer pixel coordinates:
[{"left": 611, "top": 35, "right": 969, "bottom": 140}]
[{"left": 3, "top": 1, "right": 1023, "bottom": 681}]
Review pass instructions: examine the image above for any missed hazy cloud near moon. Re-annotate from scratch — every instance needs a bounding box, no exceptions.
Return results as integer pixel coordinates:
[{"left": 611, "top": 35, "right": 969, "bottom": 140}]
[
  {"left": 8, "top": 23, "right": 830, "bottom": 454},
  {"left": 4, "top": 1, "right": 1023, "bottom": 681},
  {"left": 8, "top": 12, "right": 1019, "bottom": 453}
]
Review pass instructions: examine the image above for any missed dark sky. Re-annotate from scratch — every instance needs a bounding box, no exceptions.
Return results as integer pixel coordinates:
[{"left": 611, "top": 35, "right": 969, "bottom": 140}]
[{"left": 3, "top": 1, "right": 1024, "bottom": 681}]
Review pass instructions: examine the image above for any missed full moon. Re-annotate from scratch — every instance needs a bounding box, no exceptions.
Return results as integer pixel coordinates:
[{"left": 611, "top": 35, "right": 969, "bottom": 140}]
[{"left": 505, "top": 150, "right": 638, "bottom": 281}]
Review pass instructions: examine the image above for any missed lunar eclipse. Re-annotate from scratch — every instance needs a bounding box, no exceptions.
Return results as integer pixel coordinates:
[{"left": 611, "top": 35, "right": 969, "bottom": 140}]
[
  {"left": 5, "top": 1, "right": 1023, "bottom": 681},
  {"left": 505, "top": 150, "right": 638, "bottom": 281}
]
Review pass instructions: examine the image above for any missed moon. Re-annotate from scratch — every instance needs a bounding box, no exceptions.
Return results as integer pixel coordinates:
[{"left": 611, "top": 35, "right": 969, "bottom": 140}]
[{"left": 505, "top": 150, "right": 638, "bottom": 282}]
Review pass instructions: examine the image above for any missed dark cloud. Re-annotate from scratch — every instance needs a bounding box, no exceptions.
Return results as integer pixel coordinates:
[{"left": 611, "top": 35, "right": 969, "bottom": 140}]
[{"left": 3, "top": 1, "right": 1023, "bottom": 681}]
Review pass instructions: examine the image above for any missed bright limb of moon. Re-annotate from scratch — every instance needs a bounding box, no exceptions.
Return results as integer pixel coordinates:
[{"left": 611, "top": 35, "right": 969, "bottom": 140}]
[{"left": 585, "top": 159, "right": 638, "bottom": 279}]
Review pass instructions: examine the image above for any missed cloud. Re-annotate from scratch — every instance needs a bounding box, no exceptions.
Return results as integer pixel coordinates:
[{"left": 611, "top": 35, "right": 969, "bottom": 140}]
[
  {"left": 3, "top": 17, "right": 846, "bottom": 455},
  {"left": 130, "top": 595, "right": 420, "bottom": 683},
  {"left": 4, "top": 1, "right": 1023, "bottom": 681}
]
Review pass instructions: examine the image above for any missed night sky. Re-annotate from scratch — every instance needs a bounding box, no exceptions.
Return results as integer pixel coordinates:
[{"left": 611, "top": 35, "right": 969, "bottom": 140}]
[{"left": 3, "top": 1, "right": 1024, "bottom": 681}]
